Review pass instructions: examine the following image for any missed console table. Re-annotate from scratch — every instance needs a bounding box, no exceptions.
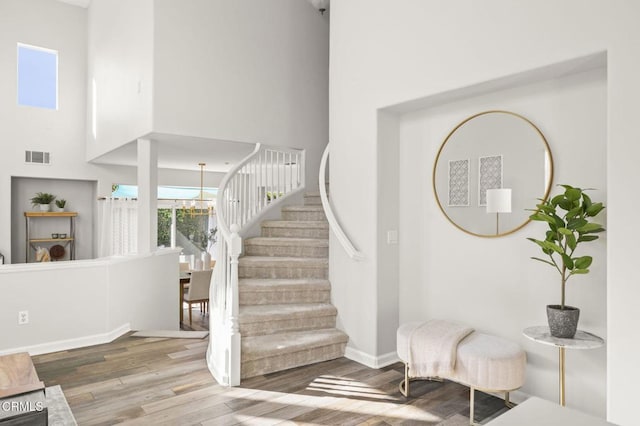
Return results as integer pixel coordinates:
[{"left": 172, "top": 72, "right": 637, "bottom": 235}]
[{"left": 523, "top": 326, "right": 604, "bottom": 406}]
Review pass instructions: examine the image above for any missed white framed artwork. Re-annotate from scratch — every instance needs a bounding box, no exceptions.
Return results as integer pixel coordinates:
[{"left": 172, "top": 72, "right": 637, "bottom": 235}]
[
  {"left": 478, "top": 155, "right": 503, "bottom": 206},
  {"left": 448, "top": 159, "right": 470, "bottom": 207}
]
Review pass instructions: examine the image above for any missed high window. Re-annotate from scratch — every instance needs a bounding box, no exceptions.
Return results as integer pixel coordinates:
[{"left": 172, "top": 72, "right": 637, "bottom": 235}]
[{"left": 17, "top": 43, "right": 58, "bottom": 109}]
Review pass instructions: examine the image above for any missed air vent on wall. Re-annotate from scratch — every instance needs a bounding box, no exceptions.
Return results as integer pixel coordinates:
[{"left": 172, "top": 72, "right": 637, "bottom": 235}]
[{"left": 25, "top": 150, "right": 50, "bottom": 165}]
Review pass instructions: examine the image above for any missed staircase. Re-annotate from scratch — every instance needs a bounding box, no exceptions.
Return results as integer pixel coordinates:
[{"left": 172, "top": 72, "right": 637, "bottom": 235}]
[{"left": 238, "top": 192, "right": 348, "bottom": 379}]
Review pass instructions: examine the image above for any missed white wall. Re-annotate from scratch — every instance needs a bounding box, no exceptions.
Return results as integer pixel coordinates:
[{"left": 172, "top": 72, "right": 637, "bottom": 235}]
[
  {"left": 0, "top": 0, "right": 90, "bottom": 263},
  {"left": 152, "top": 0, "right": 329, "bottom": 189},
  {"left": 398, "top": 68, "right": 606, "bottom": 414},
  {"left": 329, "top": 1, "right": 640, "bottom": 424},
  {"left": 86, "top": 0, "right": 154, "bottom": 160},
  {"left": 0, "top": 249, "right": 179, "bottom": 355}
]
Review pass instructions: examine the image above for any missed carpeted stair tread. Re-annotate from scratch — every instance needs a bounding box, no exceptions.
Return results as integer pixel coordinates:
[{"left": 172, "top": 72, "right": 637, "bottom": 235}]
[
  {"left": 281, "top": 205, "right": 327, "bottom": 221},
  {"left": 303, "top": 192, "right": 324, "bottom": 206},
  {"left": 261, "top": 220, "right": 329, "bottom": 239},
  {"left": 239, "top": 303, "right": 337, "bottom": 322},
  {"left": 303, "top": 191, "right": 323, "bottom": 197},
  {"left": 239, "top": 256, "right": 328, "bottom": 267},
  {"left": 239, "top": 278, "right": 331, "bottom": 291},
  {"left": 281, "top": 205, "right": 325, "bottom": 212},
  {"left": 239, "top": 278, "right": 331, "bottom": 305},
  {"left": 244, "top": 237, "right": 328, "bottom": 246},
  {"left": 242, "top": 328, "right": 348, "bottom": 362},
  {"left": 244, "top": 237, "right": 328, "bottom": 258},
  {"left": 261, "top": 220, "right": 328, "bottom": 229}
]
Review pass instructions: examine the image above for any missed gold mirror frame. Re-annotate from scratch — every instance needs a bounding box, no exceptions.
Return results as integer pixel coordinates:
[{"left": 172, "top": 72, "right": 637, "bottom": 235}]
[{"left": 432, "top": 110, "right": 554, "bottom": 238}]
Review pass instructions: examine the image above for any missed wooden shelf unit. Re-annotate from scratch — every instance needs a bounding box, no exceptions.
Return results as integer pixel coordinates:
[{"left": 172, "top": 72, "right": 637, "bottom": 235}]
[{"left": 24, "top": 211, "right": 77, "bottom": 262}]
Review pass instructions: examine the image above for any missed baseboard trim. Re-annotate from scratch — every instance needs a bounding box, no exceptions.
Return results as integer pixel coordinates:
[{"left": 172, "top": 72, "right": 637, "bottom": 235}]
[
  {"left": 345, "top": 347, "right": 400, "bottom": 369},
  {"left": 0, "top": 323, "right": 131, "bottom": 356}
]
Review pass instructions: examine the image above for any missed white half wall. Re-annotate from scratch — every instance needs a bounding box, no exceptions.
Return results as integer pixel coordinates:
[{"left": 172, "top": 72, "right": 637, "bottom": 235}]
[{"left": 0, "top": 249, "right": 179, "bottom": 355}]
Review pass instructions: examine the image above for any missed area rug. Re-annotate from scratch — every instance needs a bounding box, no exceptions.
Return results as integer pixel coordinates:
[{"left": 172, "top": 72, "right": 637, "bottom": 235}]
[
  {"left": 46, "top": 385, "right": 77, "bottom": 426},
  {"left": 131, "top": 330, "right": 209, "bottom": 339}
]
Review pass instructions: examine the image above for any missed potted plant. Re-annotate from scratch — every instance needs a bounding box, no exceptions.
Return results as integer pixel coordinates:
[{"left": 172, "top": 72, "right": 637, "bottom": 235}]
[
  {"left": 30, "top": 192, "right": 56, "bottom": 212},
  {"left": 527, "top": 185, "right": 605, "bottom": 338},
  {"left": 54, "top": 199, "right": 67, "bottom": 212}
]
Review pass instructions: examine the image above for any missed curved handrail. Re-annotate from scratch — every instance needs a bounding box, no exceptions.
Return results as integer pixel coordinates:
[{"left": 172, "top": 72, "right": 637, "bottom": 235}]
[
  {"left": 319, "top": 143, "right": 364, "bottom": 261},
  {"left": 216, "top": 143, "right": 262, "bottom": 244},
  {"left": 217, "top": 143, "right": 306, "bottom": 243}
]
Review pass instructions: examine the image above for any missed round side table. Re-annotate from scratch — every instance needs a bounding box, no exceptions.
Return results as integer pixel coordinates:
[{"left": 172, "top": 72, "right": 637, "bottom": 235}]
[{"left": 523, "top": 326, "right": 604, "bottom": 407}]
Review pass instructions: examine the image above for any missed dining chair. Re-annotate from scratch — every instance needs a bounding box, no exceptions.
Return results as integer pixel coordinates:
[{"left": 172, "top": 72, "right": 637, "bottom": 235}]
[{"left": 183, "top": 269, "right": 213, "bottom": 326}]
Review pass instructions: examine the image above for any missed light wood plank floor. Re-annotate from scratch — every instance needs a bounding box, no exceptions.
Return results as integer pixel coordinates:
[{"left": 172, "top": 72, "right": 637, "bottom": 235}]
[{"left": 32, "top": 309, "right": 509, "bottom": 425}]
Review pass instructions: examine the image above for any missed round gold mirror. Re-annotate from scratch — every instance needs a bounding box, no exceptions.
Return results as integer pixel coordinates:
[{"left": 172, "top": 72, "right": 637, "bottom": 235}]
[{"left": 433, "top": 110, "right": 553, "bottom": 237}]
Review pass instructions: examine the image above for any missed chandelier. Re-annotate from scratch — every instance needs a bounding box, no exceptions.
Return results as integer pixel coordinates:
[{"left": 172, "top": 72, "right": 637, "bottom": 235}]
[{"left": 183, "top": 162, "right": 214, "bottom": 217}]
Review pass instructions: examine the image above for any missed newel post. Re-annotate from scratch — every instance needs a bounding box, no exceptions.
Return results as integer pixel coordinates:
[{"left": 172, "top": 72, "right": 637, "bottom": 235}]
[{"left": 228, "top": 224, "right": 242, "bottom": 386}]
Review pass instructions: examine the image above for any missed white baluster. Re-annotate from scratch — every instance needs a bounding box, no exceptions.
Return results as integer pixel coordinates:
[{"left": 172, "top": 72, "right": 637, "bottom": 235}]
[{"left": 228, "top": 223, "right": 242, "bottom": 386}]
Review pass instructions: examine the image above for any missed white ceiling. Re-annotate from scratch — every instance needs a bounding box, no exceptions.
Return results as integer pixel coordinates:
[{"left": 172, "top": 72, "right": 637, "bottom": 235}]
[{"left": 91, "top": 133, "right": 256, "bottom": 173}]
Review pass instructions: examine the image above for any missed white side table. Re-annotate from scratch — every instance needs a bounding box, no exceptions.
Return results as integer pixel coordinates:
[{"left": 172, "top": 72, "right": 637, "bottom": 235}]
[
  {"left": 485, "top": 396, "right": 617, "bottom": 425},
  {"left": 523, "top": 326, "right": 604, "bottom": 406}
]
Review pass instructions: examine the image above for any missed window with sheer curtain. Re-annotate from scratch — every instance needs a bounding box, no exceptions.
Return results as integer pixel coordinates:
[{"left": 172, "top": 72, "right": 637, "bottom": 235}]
[{"left": 97, "top": 198, "right": 138, "bottom": 257}]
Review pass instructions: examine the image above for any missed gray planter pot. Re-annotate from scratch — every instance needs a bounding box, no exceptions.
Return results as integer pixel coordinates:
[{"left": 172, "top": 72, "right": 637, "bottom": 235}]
[{"left": 547, "top": 305, "right": 580, "bottom": 338}]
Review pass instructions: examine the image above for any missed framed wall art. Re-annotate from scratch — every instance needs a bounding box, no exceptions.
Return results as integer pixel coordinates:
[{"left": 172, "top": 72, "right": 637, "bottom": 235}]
[
  {"left": 448, "top": 159, "right": 470, "bottom": 207},
  {"left": 478, "top": 155, "right": 502, "bottom": 206}
]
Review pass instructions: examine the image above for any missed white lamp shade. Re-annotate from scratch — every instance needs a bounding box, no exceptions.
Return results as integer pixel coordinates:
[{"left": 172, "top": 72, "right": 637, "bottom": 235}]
[{"left": 486, "top": 188, "right": 512, "bottom": 213}]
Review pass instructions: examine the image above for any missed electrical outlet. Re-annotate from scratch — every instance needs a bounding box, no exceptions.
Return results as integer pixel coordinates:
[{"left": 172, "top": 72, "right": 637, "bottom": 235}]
[{"left": 18, "top": 310, "right": 29, "bottom": 325}]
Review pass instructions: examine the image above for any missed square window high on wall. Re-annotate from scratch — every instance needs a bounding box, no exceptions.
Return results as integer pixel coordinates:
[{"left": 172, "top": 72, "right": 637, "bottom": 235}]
[{"left": 17, "top": 43, "right": 58, "bottom": 110}]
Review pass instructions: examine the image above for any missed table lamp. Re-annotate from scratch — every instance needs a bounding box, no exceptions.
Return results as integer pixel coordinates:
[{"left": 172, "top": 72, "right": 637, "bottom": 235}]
[{"left": 486, "top": 188, "right": 512, "bottom": 235}]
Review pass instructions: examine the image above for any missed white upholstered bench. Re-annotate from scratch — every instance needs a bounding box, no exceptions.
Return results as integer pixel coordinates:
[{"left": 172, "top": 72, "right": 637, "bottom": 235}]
[{"left": 397, "top": 322, "right": 526, "bottom": 425}]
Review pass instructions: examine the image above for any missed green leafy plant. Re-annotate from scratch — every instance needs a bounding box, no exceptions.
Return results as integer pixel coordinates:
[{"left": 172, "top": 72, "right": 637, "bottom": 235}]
[
  {"left": 266, "top": 191, "right": 284, "bottom": 201},
  {"left": 55, "top": 199, "right": 66, "bottom": 208},
  {"left": 527, "top": 185, "right": 605, "bottom": 309},
  {"left": 30, "top": 192, "right": 56, "bottom": 206}
]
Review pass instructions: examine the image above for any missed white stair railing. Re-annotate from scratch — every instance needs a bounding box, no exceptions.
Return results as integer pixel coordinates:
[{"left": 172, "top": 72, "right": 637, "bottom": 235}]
[
  {"left": 207, "top": 143, "right": 305, "bottom": 386},
  {"left": 319, "top": 143, "right": 364, "bottom": 261}
]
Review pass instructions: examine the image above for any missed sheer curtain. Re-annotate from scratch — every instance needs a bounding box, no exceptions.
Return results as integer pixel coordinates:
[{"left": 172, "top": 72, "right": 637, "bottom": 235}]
[{"left": 97, "top": 198, "right": 138, "bottom": 257}]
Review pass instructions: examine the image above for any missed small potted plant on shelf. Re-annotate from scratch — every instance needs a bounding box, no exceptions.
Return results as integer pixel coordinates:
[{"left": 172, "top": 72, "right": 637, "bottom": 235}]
[
  {"left": 30, "top": 192, "right": 56, "bottom": 212},
  {"left": 527, "top": 184, "right": 605, "bottom": 338},
  {"left": 54, "top": 199, "right": 67, "bottom": 212}
]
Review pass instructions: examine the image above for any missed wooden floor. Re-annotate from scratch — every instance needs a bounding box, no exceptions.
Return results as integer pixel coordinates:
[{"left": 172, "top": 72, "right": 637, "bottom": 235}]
[{"left": 32, "top": 308, "right": 509, "bottom": 425}]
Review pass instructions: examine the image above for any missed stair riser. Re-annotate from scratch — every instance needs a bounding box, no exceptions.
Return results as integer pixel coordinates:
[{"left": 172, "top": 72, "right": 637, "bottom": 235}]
[
  {"left": 240, "top": 290, "right": 330, "bottom": 305},
  {"left": 244, "top": 244, "right": 328, "bottom": 258},
  {"left": 241, "top": 342, "right": 346, "bottom": 378},
  {"left": 239, "top": 265, "right": 327, "bottom": 279},
  {"left": 304, "top": 195, "right": 322, "bottom": 206},
  {"left": 262, "top": 227, "right": 329, "bottom": 239},
  {"left": 240, "top": 315, "right": 336, "bottom": 337},
  {"left": 282, "top": 210, "right": 327, "bottom": 221}
]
